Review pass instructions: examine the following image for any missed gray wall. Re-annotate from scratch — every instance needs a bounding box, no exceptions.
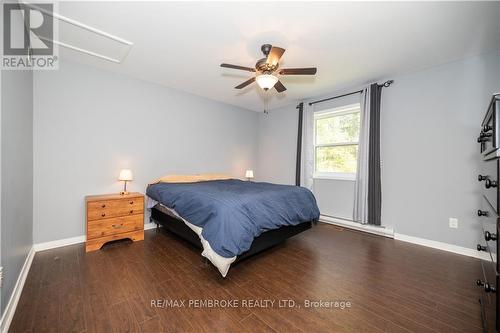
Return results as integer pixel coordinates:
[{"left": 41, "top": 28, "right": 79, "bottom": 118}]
[
  {"left": 1, "top": 68, "right": 34, "bottom": 313},
  {"left": 33, "top": 60, "right": 259, "bottom": 243},
  {"left": 258, "top": 50, "right": 500, "bottom": 249},
  {"left": 256, "top": 105, "right": 356, "bottom": 219},
  {"left": 257, "top": 106, "right": 298, "bottom": 185},
  {"left": 381, "top": 50, "right": 500, "bottom": 248},
  {"left": 314, "top": 179, "right": 354, "bottom": 220}
]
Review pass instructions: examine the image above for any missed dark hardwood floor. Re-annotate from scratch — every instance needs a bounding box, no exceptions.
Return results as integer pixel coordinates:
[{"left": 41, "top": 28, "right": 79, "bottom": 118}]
[{"left": 10, "top": 223, "right": 484, "bottom": 333}]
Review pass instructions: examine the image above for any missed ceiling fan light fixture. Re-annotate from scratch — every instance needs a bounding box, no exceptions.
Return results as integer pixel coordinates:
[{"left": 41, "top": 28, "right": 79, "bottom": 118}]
[
  {"left": 221, "top": 44, "right": 316, "bottom": 93},
  {"left": 256, "top": 74, "right": 278, "bottom": 90}
]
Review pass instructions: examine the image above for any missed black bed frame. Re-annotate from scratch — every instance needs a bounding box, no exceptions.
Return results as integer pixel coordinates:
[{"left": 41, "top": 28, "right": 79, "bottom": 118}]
[{"left": 150, "top": 207, "right": 313, "bottom": 264}]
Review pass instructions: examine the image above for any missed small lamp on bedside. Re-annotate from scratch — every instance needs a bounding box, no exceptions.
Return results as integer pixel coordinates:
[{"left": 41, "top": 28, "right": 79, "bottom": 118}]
[
  {"left": 118, "top": 169, "right": 133, "bottom": 195},
  {"left": 245, "top": 170, "right": 254, "bottom": 181}
]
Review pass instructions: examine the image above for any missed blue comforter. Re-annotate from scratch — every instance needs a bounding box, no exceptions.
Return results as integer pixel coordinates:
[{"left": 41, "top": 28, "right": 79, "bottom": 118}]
[{"left": 146, "top": 179, "right": 320, "bottom": 258}]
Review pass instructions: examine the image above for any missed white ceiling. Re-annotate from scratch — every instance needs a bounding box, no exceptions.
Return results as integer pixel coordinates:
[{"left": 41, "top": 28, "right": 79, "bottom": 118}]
[{"left": 55, "top": 1, "right": 500, "bottom": 112}]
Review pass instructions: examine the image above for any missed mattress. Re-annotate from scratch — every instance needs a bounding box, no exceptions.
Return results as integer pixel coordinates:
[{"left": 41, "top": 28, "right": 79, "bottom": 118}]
[{"left": 146, "top": 179, "right": 320, "bottom": 276}]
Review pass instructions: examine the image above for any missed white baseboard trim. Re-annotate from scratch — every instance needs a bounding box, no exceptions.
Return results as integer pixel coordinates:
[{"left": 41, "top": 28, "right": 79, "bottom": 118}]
[
  {"left": 33, "top": 223, "right": 158, "bottom": 252},
  {"left": 33, "top": 235, "right": 86, "bottom": 252},
  {"left": 1, "top": 220, "right": 487, "bottom": 333},
  {"left": 394, "top": 232, "right": 492, "bottom": 261},
  {"left": 0, "top": 246, "right": 35, "bottom": 333},
  {"left": 144, "top": 222, "right": 158, "bottom": 230},
  {"left": 319, "top": 215, "right": 394, "bottom": 238},
  {"left": 0, "top": 222, "right": 158, "bottom": 333},
  {"left": 320, "top": 215, "right": 491, "bottom": 261}
]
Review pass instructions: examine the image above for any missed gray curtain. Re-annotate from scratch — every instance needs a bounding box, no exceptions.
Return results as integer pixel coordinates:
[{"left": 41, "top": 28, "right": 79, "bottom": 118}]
[
  {"left": 368, "top": 83, "right": 382, "bottom": 225},
  {"left": 300, "top": 102, "right": 315, "bottom": 190},
  {"left": 295, "top": 103, "right": 303, "bottom": 186},
  {"left": 353, "top": 88, "right": 370, "bottom": 224}
]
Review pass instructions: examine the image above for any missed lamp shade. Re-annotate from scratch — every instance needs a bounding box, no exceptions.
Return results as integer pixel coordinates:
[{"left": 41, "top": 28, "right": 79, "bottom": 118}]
[
  {"left": 118, "top": 169, "right": 133, "bottom": 181},
  {"left": 256, "top": 74, "right": 278, "bottom": 90},
  {"left": 245, "top": 170, "right": 254, "bottom": 179}
]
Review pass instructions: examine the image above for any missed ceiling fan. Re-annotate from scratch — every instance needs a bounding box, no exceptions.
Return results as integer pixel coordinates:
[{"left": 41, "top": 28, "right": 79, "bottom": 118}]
[{"left": 220, "top": 44, "right": 317, "bottom": 93}]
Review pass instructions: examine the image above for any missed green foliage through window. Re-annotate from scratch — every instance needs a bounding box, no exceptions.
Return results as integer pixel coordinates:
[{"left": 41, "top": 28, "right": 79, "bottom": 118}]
[
  {"left": 315, "top": 145, "right": 358, "bottom": 173},
  {"left": 314, "top": 106, "right": 360, "bottom": 175},
  {"left": 315, "top": 112, "right": 360, "bottom": 145}
]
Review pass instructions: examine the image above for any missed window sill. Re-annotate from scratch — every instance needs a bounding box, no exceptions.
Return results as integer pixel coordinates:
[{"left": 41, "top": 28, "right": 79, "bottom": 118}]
[{"left": 313, "top": 174, "right": 356, "bottom": 181}]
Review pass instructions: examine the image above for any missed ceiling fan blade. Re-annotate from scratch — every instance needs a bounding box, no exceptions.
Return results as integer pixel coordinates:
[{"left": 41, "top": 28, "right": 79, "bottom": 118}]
[
  {"left": 279, "top": 67, "right": 317, "bottom": 75},
  {"left": 221, "top": 63, "right": 256, "bottom": 72},
  {"left": 266, "top": 46, "right": 285, "bottom": 67},
  {"left": 274, "top": 80, "right": 287, "bottom": 93},
  {"left": 235, "top": 77, "right": 256, "bottom": 89}
]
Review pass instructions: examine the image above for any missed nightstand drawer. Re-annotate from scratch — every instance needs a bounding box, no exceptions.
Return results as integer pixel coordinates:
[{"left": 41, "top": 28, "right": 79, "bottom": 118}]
[
  {"left": 87, "top": 214, "right": 143, "bottom": 239},
  {"left": 85, "top": 192, "right": 145, "bottom": 252},
  {"left": 87, "top": 198, "right": 144, "bottom": 221}
]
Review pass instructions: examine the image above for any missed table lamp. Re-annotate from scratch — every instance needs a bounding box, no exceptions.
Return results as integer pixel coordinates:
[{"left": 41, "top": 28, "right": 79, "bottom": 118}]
[
  {"left": 245, "top": 170, "right": 254, "bottom": 181},
  {"left": 118, "top": 169, "right": 133, "bottom": 195}
]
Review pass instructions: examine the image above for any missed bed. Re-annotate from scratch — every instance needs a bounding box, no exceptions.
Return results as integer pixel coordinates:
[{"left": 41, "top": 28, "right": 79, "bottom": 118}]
[{"left": 146, "top": 176, "right": 320, "bottom": 276}]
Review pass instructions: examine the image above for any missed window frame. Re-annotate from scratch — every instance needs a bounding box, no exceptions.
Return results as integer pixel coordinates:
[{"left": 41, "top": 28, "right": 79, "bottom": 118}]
[{"left": 313, "top": 103, "right": 361, "bottom": 181}]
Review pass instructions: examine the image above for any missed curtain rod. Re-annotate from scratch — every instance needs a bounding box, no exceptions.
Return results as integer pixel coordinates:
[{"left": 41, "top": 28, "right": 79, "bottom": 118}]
[{"left": 308, "top": 80, "right": 394, "bottom": 106}]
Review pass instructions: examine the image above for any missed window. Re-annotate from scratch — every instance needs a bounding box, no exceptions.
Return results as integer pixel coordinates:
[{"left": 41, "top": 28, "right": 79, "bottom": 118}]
[{"left": 314, "top": 103, "right": 361, "bottom": 180}]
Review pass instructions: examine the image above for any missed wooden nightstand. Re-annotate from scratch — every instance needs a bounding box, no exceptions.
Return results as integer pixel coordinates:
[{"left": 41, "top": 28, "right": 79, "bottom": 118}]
[{"left": 85, "top": 192, "right": 145, "bottom": 252}]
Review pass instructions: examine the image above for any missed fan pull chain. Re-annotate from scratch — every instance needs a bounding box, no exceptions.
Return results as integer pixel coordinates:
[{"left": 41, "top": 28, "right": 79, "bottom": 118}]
[{"left": 264, "top": 90, "right": 269, "bottom": 114}]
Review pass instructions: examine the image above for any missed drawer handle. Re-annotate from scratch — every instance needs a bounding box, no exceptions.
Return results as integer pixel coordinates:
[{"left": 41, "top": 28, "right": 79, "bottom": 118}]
[
  {"left": 478, "top": 210, "right": 489, "bottom": 217},
  {"left": 129, "top": 201, "right": 134, "bottom": 205},
  {"left": 101, "top": 204, "right": 106, "bottom": 208},
  {"left": 486, "top": 179, "right": 498, "bottom": 189},
  {"left": 485, "top": 231, "right": 497, "bottom": 241},
  {"left": 130, "top": 210, "right": 134, "bottom": 214},
  {"left": 112, "top": 223, "right": 124, "bottom": 229},
  {"left": 477, "top": 244, "right": 487, "bottom": 252},
  {"left": 478, "top": 132, "right": 492, "bottom": 142},
  {"left": 478, "top": 137, "right": 489, "bottom": 143},
  {"left": 101, "top": 213, "right": 106, "bottom": 217},
  {"left": 478, "top": 174, "right": 488, "bottom": 181},
  {"left": 485, "top": 282, "right": 496, "bottom": 293}
]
